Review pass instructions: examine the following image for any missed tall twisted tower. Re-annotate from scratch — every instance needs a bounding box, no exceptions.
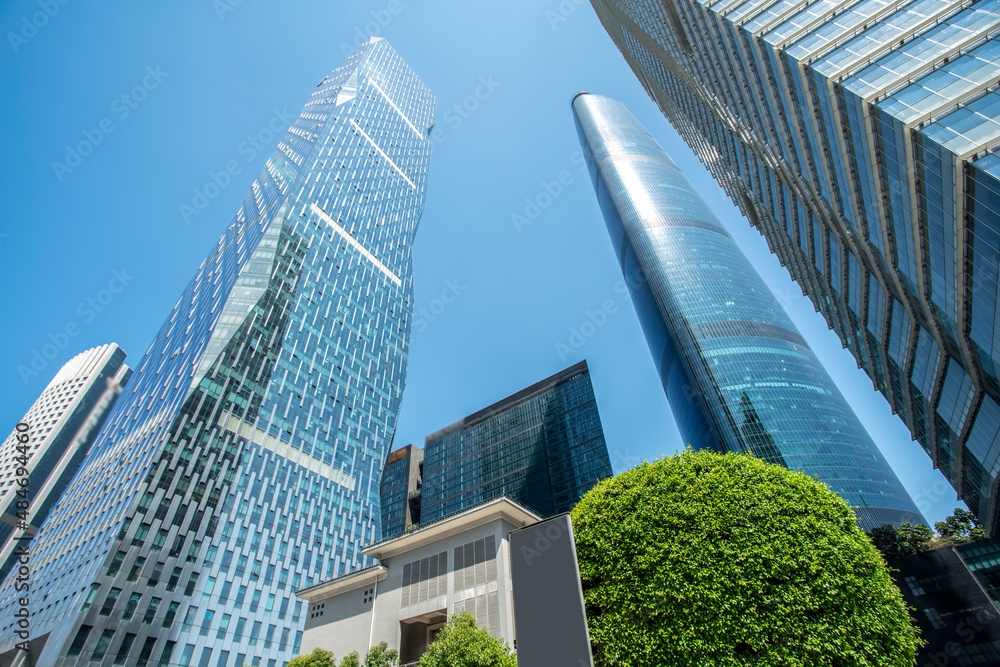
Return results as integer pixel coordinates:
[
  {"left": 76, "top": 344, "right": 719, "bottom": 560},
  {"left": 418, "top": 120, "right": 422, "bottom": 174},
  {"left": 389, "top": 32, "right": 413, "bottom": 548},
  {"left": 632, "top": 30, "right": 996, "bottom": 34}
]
[
  {"left": 0, "top": 38, "right": 434, "bottom": 667},
  {"left": 573, "top": 92, "right": 925, "bottom": 531}
]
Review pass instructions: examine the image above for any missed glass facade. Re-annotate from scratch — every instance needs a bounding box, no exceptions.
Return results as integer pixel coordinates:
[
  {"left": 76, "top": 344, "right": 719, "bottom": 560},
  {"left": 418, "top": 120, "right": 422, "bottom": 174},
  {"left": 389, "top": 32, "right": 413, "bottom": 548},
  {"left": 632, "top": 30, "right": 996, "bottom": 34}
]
[
  {"left": 379, "top": 444, "right": 423, "bottom": 538},
  {"left": 0, "top": 38, "right": 434, "bottom": 666},
  {"left": 590, "top": 0, "right": 1000, "bottom": 534},
  {"left": 379, "top": 361, "right": 612, "bottom": 539},
  {"left": 573, "top": 93, "right": 925, "bottom": 531}
]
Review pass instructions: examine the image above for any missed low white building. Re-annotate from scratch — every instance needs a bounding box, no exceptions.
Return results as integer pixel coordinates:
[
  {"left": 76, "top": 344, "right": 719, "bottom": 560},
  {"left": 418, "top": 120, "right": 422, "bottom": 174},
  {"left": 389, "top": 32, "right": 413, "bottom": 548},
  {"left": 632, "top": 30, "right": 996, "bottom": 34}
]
[{"left": 296, "top": 497, "right": 541, "bottom": 663}]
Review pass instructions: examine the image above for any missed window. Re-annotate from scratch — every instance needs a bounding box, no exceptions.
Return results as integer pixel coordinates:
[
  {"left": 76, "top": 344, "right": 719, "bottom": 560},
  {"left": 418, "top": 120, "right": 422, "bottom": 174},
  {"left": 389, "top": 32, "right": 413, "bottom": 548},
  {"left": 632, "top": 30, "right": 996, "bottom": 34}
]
[
  {"left": 924, "top": 607, "right": 947, "bottom": 630},
  {"left": 122, "top": 592, "right": 142, "bottom": 620},
  {"left": 91, "top": 629, "right": 115, "bottom": 662},
  {"left": 249, "top": 620, "right": 262, "bottom": 645},
  {"left": 106, "top": 551, "right": 127, "bottom": 577},
  {"left": 184, "top": 571, "right": 200, "bottom": 596},
  {"left": 81, "top": 583, "right": 100, "bottom": 612},
  {"left": 114, "top": 633, "right": 136, "bottom": 665},
  {"left": 67, "top": 625, "right": 92, "bottom": 658},
  {"left": 132, "top": 523, "right": 151, "bottom": 546},
  {"left": 166, "top": 567, "right": 182, "bottom": 592},
  {"left": 149, "top": 562, "right": 164, "bottom": 587},
  {"left": 157, "top": 641, "right": 176, "bottom": 667},
  {"left": 163, "top": 601, "right": 181, "bottom": 628},
  {"left": 143, "top": 597, "right": 161, "bottom": 624},
  {"left": 182, "top": 605, "right": 198, "bottom": 632},
  {"left": 136, "top": 636, "right": 158, "bottom": 667},
  {"left": 99, "top": 588, "right": 122, "bottom": 616},
  {"left": 200, "top": 609, "right": 215, "bottom": 636}
]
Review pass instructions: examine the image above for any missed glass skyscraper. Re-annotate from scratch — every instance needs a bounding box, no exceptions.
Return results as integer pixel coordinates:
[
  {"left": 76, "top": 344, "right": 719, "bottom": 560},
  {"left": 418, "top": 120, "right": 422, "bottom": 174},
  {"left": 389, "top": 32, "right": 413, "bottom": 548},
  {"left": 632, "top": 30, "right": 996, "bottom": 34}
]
[
  {"left": 0, "top": 38, "right": 433, "bottom": 667},
  {"left": 380, "top": 361, "right": 613, "bottom": 539},
  {"left": 0, "top": 344, "right": 130, "bottom": 583},
  {"left": 588, "top": 0, "right": 1000, "bottom": 533},
  {"left": 573, "top": 93, "right": 925, "bottom": 531}
]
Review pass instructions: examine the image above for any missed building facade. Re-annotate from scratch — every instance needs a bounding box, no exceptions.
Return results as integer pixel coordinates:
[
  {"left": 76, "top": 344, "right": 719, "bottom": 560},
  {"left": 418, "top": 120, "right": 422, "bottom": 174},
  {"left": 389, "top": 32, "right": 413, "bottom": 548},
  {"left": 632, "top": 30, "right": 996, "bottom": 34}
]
[
  {"left": 0, "top": 38, "right": 434, "bottom": 667},
  {"left": 589, "top": 0, "right": 1000, "bottom": 533},
  {"left": 573, "top": 93, "right": 925, "bottom": 531},
  {"left": 297, "top": 498, "right": 538, "bottom": 664},
  {"left": 891, "top": 546, "right": 1000, "bottom": 664},
  {"left": 379, "top": 361, "right": 613, "bottom": 539},
  {"left": 0, "top": 345, "right": 130, "bottom": 582},
  {"left": 380, "top": 444, "right": 424, "bottom": 538}
]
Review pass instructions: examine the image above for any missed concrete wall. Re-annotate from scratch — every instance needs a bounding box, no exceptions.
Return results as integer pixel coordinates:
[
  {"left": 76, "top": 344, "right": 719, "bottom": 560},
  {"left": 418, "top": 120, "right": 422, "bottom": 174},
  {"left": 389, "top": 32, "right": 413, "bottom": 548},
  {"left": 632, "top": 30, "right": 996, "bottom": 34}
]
[
  {"left": 301, "top": 517, "right": 521, "bottom": 659},
  {"left": 300, "top": 582, "right": 374, "bottom": 657}
]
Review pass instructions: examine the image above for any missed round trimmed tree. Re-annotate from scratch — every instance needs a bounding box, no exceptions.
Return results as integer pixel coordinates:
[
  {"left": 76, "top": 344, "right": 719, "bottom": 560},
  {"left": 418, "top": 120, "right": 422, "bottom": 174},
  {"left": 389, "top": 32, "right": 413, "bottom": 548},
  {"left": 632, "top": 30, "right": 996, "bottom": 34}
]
[{"left": 571, "top": 450, "right": 920, "bottom": 666}]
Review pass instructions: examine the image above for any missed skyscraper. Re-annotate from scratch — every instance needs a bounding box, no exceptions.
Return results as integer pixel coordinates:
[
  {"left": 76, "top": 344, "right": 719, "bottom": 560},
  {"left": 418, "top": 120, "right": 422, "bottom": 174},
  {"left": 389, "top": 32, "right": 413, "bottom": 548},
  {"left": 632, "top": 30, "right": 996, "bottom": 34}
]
[
  {"left": 573, "top": 93, "right": 925, "bottom": 531},
  {"left": 0, "top": 38, "right": 434, "bottom": 667},
  {"left": 380, "top": 444, "right": 423, "bottom": 537},
  {"left": 0, "top": 344, "right": 130, "bottom": 582},
  {"left": 588, "top": 0, "right": 1000, "bottom": 533},
  {"left": 379, "top": 361, "right": 613, "bottom": 539}
]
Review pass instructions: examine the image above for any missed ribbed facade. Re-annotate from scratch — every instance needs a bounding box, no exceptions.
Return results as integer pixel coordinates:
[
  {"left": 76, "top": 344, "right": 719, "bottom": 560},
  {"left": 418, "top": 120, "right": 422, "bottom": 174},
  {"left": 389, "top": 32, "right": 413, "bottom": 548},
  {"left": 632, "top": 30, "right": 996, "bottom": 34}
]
[
  {"left": 0, "top": 38, "right": 433, "bottom": 667},
  {"left": 0, "top": 344, "right": 130, "bottom": 582},
  {"left": 573, "top": 93, "right": 925, "bottom": 531},
  {"left": 591, "top": 0, "right": 1000, "bottom": 533}
]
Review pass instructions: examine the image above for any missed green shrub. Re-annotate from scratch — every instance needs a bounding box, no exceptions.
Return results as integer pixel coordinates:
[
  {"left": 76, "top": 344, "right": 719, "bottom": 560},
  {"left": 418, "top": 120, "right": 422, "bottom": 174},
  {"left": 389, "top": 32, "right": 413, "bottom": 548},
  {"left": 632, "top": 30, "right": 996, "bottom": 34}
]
[
  {"left": 571, "top": 450, "right": 921, "bottom": 666},
  {"left": 418, "top": 612, "right": 516, "bottom": 667},
  {"left": 287, "top": 648, "right": 336, "bottom": 667}
]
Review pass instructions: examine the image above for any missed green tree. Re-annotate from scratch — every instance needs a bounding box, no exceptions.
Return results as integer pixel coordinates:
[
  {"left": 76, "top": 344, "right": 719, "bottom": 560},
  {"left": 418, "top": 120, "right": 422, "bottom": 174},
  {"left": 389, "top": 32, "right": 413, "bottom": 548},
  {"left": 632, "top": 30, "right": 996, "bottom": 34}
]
[
  {"left": 418, "top": 613, "right": 516, "bottom": 667},
  {"left": 935, "top": 507, "right": 986, "bottom": 544},
  {"left": 340, "top": 652, "right": 360, "bottom": 667},
  {"left": 363, "top": 642, "right": 399, "bottom": 667},
  {"left": 287, "top": 648, "right": 336, "bottom": 667},
  {"left": 571, "top": 450, "right": 921, "bottom": 666}
]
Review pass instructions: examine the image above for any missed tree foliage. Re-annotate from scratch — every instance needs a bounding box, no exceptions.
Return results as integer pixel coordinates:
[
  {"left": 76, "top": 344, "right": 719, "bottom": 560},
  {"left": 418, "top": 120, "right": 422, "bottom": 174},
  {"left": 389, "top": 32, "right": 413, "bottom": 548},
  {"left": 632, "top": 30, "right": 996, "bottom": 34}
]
[
  {"left": 571, "top": 450, "right": 921, "bottom": 666},
  {"left": 287, "top": 648, "right": 336, "bottom": 667},
  {"left": 286, "top": 643, "right": 398, "bottom": 667},
  {"left": 418, "top": 612, "right": 516, "bottom": 667},
  {"left": 868, "top": 522, "right": 934, "bottom": 560},
  {"left": 935, "top": 507, "right": 986, "bottom": 544},
  {"left": 363, "top": 642, "right": 399, "bottom": 667}
]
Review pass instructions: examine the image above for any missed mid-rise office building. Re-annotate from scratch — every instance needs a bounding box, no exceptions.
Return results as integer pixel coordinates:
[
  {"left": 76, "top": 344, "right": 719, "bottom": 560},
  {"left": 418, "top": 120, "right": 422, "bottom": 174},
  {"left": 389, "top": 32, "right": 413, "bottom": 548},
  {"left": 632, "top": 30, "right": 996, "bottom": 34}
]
[
  {"left": 0, "top": 344, "right": 130, "bottom": 582},
  {"left": 573, "top": 93, "right": 925, "bottom": 531},
  {"left": 589, "top": 0, "right": 1000, "bottom": 533},
  {"left": 380, "top": 444, "right": 424, "bottom": 538},
  {"left": 0, "top": 38, "right": 434, "bottom": 667},
  {"left": 379, "top": 361, "right": 612, "bottom": 539}
]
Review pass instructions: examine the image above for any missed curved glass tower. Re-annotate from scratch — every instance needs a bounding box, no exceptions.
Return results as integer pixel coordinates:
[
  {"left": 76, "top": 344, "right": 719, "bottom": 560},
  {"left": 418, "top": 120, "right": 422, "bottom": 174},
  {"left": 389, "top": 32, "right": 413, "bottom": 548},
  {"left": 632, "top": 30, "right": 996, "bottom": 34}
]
[
  {"left": 0, "top": 38, "right": 433, "bottom": 667},
  {"left": 573, "top": 93, "right": 924, "bottom": 531}
]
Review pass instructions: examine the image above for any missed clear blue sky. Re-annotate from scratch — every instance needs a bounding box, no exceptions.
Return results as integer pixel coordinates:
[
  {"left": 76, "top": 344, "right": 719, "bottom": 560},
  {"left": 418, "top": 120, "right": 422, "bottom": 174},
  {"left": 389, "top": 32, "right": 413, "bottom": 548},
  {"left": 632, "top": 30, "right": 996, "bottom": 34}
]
[{"left": 0, "top": 0, "right": 961, "bottom": 524}]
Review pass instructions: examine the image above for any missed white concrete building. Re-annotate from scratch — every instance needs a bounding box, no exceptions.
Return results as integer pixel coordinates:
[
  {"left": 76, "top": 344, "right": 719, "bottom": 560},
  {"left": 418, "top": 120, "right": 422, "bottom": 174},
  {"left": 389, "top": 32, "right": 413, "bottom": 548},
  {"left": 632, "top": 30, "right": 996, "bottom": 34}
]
[
  {"left": 296, "top": 498, "right": 540, "bottom": 663},
  {"left": 0, "top": 344, "right": 130, "bottom": 581}
]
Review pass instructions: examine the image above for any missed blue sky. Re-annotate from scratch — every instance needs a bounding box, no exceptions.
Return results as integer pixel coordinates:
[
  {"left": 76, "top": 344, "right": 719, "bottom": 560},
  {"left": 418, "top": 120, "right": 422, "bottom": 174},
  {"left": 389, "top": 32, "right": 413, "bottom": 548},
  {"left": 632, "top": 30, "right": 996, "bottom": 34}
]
[{"left": 0, "top": 0, "right": 961, "bottom": 523}]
